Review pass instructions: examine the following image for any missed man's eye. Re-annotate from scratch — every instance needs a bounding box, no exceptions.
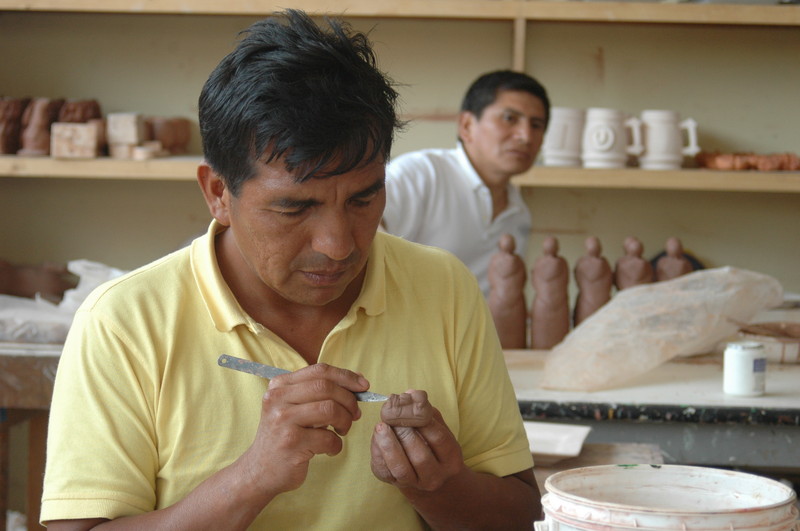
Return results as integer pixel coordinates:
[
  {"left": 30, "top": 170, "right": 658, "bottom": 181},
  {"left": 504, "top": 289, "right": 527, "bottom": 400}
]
[
  {"left": 351, "top": 193, "right": 377, "bottom": 207},
  {"left": 502, "top": 113, "right": 518, "bottom": 124},
  {"left": 276, "top": 208, "right": 306, "bottom": 217}
]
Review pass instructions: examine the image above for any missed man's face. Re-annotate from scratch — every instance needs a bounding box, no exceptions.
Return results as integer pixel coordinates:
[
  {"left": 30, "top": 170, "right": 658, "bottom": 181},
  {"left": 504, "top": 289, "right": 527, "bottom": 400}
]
[
  {"left": 216, "top": 156, "right": 386, "bottom": 309},
  {"left": 459, "top": 89, "right": 547, "bottom": 187}
]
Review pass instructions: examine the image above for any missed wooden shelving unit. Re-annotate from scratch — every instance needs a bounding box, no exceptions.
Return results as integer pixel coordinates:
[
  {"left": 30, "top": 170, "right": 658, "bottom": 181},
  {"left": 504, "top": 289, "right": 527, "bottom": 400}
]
[{"left": 1, "top": 0, "right": 797, "bottom": 189}]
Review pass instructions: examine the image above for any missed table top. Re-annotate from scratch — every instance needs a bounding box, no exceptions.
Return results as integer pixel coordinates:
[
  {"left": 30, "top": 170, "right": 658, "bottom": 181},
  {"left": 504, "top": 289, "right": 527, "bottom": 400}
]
[{"left": 505, "top": 350, "right": 800, "bottom": 427}]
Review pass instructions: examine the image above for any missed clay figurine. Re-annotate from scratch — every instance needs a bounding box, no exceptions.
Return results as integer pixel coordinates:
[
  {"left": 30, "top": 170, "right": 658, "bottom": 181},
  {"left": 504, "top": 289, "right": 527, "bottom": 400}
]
[
  {"left": 573, "top": 236, "right": 613, "bottom": 327},
  {"left": 0, "top": 97, "right": 30, "bottom": 154},
  {"left": 487, "top": 234, "right": 528, "bottom": 349},
  {"left": 613, "top": 236, "right": 654, "bottom": 290},
  {"left": 655, "top": 237, "right": 694, "bottom": 282},
  {"left": 147, "top": 116, "right": 191, "bottom": 155},
  {"left": 58, "top": 99, "right": 102, "bottom": 123},
  {"left": 530, "top": 236, "right": 570, "bottom": 350},
  {"left": 372, "top": 390, "right": 435, "bottom": 483},
  {"left": 18, "top": 97, "right": 65, "bottom": 156},
  {"left": 380, "top": 390, "right": 433, "bottom": 428}
]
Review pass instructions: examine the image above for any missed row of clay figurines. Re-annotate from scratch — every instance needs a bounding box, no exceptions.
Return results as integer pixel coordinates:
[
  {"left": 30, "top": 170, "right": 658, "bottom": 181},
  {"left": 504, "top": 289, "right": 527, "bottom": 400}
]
[{"left": 488, "top": 234, "right": 695, "bottom": 350}]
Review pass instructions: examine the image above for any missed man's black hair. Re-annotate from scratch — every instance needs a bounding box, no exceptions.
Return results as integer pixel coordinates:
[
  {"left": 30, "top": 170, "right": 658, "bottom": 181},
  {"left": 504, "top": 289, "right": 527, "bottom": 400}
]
[
  {"left": 460, "top": 70, "right": 550, "bottom": 125},
  {"left": 198, "top": 9, "right": 403, "bottom": 195}
]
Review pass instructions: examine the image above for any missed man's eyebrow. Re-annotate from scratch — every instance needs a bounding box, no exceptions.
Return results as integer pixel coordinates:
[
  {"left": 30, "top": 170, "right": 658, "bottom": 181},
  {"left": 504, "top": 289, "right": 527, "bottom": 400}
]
[
  {"left": 351, "top": 177, "right": 385, "bottom": 199},
  {"left": 271, "top": 196, "right": 320, "bottom": 209}
]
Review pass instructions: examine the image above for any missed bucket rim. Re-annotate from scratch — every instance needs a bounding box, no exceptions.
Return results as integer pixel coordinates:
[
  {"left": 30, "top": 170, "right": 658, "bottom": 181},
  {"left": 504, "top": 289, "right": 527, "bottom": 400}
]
[{"left": 543, "top": 464, "right": 798, "bottom": 516}]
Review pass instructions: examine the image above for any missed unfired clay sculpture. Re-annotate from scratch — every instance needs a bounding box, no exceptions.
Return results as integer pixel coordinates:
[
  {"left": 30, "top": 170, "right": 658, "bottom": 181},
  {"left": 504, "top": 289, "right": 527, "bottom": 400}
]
[
  {"left": 58, "top": 99, "right": 102, "bottom": 123},
  {"left": 18, "top": 97, "right": 65, "bottom": 156},
  {"left": 614, "top": 236, "right": 654, "bottom": 290},
  {"left": 530, "top": 236, "right": 570, "bottom": 350},
  {"left": 0, "top": 97, "right": 30, "bottom": 154},
  {"left": 655, "top": 236, "right": 693, "bottom": 282},
  {"left": 147, "top": 116, "right": 191, "bottom": 155},
  {"left": 488, "top": 234, "right": 528, "bottom": 349},
  {"left": 380, "top": 390, "right": 433, "bottom": 428},
  {"left": 573, "top": 236, "right": 613, "bottom": 327}
]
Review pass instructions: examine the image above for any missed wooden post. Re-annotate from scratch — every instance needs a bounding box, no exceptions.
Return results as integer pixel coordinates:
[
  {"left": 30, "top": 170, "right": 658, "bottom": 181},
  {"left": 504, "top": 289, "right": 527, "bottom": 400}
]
[
  {"left": 512, "top": 17, "right": 526, "bottom": 72},
  {"left": 26, "top": 412, "right": 48, "bottom": 531}
]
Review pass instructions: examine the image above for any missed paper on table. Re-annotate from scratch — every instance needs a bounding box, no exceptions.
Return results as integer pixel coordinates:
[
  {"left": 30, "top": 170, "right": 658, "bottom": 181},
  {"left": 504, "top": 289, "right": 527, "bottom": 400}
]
[{"left": 524, "top": 421, "right": 591, "bottom": 467}]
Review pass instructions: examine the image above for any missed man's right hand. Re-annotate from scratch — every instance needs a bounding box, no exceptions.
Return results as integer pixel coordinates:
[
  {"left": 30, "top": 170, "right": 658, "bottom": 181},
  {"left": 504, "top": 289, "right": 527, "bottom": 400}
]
[{"left": 241, "top": 362, "right": 370, "bottom": 496}]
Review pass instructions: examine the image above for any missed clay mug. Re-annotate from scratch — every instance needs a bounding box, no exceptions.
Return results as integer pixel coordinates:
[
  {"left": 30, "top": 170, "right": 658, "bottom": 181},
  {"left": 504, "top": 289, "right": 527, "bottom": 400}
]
[
  {"left": 639, "top": 110, "right": 700, "bottom": 170},
  {"left": 541, "top": 107, "right": 586, "bottom": 167},
  {"left": 581, "top": 107, "right": 643, "bottom": 169}
]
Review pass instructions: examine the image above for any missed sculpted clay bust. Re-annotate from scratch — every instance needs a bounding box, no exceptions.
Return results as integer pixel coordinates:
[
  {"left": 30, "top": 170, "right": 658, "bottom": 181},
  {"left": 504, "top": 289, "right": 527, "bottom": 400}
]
[
  {"left": 655, "top": 236, "right": 693, "bottom": 282},
  {"left": 58, "top": 99, "right": 102, "bottom": 123},
  {"left": 614, "top": 236, "right": 653, "bottom": 291},
  {"left": 0, "top": 97, "right": 30, "bottom": 154},
  {"left": 573, "top": 236, "right": 613, "bottom": 327},
  {"left": 18, "top": 97, "right": 65, "bottom": 156},
  {"left": 372, "top": 390, "right": 435, "bottom": 483},
  {"left": 530, "top": 236, "right": 570, "bottom": 349},
  {"left": 488, "top": 234, "right": 528, "bottom": 349},
  {"left": 380, "top": 390, "right": 434, "bottom": 428}
]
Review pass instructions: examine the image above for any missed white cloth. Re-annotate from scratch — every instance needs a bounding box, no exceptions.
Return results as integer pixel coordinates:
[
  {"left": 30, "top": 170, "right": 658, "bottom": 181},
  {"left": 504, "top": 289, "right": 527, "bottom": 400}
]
[{"left": 383, "top": 143, "right": 531, "bottom": 297}]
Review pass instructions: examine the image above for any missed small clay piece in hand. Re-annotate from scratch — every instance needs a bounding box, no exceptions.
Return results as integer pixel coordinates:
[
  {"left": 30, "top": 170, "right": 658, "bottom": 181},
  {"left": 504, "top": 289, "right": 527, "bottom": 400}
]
[{"left": 380, "top": 390, "right": 433, "bottom": 428}]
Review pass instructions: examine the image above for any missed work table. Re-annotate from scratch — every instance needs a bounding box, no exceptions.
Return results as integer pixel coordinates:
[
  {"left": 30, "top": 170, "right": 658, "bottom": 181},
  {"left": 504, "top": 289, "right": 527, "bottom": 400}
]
[{"left": 505, "top": 349, "right": 800, "bottom": 470}]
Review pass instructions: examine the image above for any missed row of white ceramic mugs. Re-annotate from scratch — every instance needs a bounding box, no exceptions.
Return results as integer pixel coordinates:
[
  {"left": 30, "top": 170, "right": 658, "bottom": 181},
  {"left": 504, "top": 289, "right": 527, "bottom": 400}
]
[{"left": 541, "top": 107, "right": 700, "bottom": 170}]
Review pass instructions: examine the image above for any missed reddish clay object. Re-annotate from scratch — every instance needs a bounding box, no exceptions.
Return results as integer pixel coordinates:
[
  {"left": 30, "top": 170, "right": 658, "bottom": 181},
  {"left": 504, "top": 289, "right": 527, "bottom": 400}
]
[
  {"left": 488, "top": 234, "right": 528, "bottom": 349},
  {"left": 18, "top": 97, "right": 65, "bottom": 156},
  {"left": 147, "top": 116, "right": 191, "bottom": 155},
  {"left": 58, "top": 99, "right": 102, "bottom": 123},
  {"left": 380, "top": 390, "right": 433, "bottom": 428},
  {"left": 614, "top": 236, "right": 653, "bottom": 290},
  {"left": 655, "top": 236, "right": 693, "bottom": 282},
  {"left": 0, "top": 97, "right": 30, "bottom": 154},
  {"left": 530, "top": 236, "right": 570, "bottom": 350},
  {"left": 573, "top": 236, "right": 613, "bottom": 327}
]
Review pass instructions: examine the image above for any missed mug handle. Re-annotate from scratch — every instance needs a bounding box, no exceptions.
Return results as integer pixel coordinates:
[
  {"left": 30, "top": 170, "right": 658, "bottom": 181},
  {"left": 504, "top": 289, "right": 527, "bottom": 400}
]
[
  {"left": 625, "top": 116, "right": 644, "bottom": 156},
  {"left": 681, "top": 117, "right": 700, "bottom": 156}
]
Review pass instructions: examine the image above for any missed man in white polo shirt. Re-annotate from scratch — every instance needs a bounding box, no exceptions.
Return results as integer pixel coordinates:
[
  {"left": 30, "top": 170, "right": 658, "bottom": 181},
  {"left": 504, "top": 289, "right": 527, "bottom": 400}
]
[{"left": 383, "top": 70, "right": 550, "bottom": 297}]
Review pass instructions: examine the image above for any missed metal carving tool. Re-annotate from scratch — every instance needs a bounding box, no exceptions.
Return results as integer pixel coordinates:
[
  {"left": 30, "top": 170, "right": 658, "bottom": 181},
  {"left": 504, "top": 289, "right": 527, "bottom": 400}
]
[{"left": 217, "top": 354, "right": 388, "bottom": 402}]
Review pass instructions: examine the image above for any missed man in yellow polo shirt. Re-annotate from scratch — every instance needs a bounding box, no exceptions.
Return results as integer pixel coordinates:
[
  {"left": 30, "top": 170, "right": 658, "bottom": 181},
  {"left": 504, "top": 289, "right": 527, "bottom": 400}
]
[{"left": 41, "top": 9, "right": 540, "bottom": 530}]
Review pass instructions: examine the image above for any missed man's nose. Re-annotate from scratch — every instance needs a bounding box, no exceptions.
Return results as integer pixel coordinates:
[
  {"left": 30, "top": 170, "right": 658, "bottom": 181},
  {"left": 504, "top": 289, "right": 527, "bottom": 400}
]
[
  {"left": 312, "top": 211, "right": 355, "bottom": 261},
  {"left": 513, "top": 121, "right": 532, "bottom": 143}
]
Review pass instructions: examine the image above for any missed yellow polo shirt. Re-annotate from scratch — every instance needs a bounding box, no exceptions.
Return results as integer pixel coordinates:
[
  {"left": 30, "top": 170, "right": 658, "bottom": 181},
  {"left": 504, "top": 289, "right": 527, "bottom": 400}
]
[{"left": 42, "top": 221, "right": 532, "bottom": 529}]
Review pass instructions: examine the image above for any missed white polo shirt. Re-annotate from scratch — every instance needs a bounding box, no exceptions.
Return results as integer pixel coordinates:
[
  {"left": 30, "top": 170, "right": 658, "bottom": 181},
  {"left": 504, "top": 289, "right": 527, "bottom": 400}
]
[{"left": 383, "top": 143, "right": 532, "bottom": 297}]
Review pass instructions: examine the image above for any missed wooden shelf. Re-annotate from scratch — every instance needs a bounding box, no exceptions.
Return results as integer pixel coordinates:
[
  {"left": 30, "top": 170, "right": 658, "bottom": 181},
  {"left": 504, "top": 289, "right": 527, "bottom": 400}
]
[
  {"left": 3, "top": 156, "right": 799, "bottom": 192},
  {"left": 0, "top": 155, "right": 199, "bottom": 181},
  {"left": 1, "top": 0, "right": 798, "bottom": 26},
  {"left": 512, "top": 167, "right": 800, "bottom": 193}
]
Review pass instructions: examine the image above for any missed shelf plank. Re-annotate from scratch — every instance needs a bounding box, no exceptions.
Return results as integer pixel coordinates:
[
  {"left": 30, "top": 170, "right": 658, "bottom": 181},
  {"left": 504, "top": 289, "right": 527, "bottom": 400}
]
[
  {"left": 3, "top": 156, "right": 800, "bottom": 193},
  {"left": 0, "top": 0, "right": 527, "bottom": 19},
  {"left": 1, "top": 0, "right": 798, "bottom": 26},
  {"left": 512, "top": 167, "right": 800, "bottom": 193},
  {"left": 0, "top": 155, "right": 199, "bottom": 181},
  {"left": 521, "top": 1, "right": 800, "bottom": 26}
]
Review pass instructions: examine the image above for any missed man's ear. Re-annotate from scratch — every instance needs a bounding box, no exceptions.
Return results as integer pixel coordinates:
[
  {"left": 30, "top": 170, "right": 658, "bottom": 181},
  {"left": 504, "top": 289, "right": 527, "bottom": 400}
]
[
  {"left": 197, "top": 162, "right": 231, "bottom": 226},
  {"left": 457, "top": 111, "right": 476, "bottom": 145}
]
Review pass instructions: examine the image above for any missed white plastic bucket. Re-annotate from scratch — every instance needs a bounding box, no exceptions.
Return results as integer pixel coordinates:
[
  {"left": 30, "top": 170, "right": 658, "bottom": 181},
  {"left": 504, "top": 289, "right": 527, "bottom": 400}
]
[{"left": 535, "top": 464, "right": 799, "bottom": 531}]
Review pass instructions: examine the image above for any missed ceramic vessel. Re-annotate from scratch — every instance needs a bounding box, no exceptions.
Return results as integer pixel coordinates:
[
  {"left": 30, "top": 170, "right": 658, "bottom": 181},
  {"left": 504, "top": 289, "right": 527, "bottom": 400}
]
[
  {"left": 542, "top": 107, "right": 585, "bottom": 167},
  {"left": 639, "top": 109, "right": 700, "bottom": 170},
  {"left": 581, "top": 107, "right": 643, "bottom": 169}
]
